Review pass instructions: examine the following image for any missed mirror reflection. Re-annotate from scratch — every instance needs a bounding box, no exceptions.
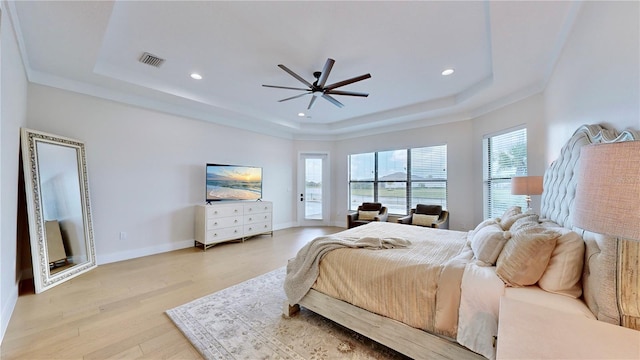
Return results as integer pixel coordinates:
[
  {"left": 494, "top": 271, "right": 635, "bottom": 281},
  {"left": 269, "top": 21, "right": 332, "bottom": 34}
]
[
  {"left": 37, "top": 142, "right": 88, "bottom": 274},
  {"left": 21, "top": 128, "right": 97, "bottom": 293}
]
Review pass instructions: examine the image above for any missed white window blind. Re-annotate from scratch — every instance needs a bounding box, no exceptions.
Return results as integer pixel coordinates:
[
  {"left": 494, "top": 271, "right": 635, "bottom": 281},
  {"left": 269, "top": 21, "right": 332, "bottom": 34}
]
[
  {"left": 349, "top": 152, "right": 375, "bottom": 210},
  {"left": 410, "top": 145, "right": 447, "bottom": 209},
  {"left": 484, "top": 128, "right": 528, "bottom": 218}
]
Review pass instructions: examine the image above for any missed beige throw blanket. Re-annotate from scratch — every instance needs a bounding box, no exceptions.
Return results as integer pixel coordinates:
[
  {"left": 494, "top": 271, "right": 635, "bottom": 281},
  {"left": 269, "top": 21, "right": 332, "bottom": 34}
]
[{"left": 284, "top": 235, "right": 411, "bottom": 305}]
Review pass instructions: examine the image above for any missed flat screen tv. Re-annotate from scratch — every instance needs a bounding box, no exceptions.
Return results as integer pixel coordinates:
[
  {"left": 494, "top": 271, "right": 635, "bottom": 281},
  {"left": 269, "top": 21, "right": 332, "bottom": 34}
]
[{"left": 206, "top": 164, "right": 262, "bottom": 202}]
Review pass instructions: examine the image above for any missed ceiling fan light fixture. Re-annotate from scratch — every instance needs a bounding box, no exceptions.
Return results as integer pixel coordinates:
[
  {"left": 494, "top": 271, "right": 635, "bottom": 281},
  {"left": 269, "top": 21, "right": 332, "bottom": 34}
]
[
  {"left": 190, "top": 73, "right": 203, "bottom": 80},
  {"left": 263, "top": 58, "right": 370, "bottom": 109},
  {"left": 441, "top": 68, "right": 455, "bottom": 76},
  {"left": 298, "top": 112, "right": 305, "bottom": 117}
]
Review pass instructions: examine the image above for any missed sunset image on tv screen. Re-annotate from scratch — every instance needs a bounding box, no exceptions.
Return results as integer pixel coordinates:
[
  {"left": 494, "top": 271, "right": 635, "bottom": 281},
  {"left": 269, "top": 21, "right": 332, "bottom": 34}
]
[{"left": 206, "top": 166, "right": 262, "bottom": 200}]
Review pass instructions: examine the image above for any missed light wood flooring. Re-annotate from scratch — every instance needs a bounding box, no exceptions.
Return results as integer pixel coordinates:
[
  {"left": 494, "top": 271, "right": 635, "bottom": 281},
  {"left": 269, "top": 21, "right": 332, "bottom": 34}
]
[{"left": 1, "top": 226, "right": 343, "bottom": 360}]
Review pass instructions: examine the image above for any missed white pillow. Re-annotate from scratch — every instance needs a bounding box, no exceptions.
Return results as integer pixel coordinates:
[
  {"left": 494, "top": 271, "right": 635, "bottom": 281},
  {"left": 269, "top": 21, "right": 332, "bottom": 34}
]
[
  {"left": 468, "top": 218, "right": 498, "bottom": 242},
  {"left": 538, "top": 224, "right": 585, "bottom": 298},
  {"left": 496, "top": 226, "right": 559, "bottom": 287},
  {"left": 510, "top": 214, "right": 540, "bottom": 233},
  {"left": 470, "top": 223, "right": 511, "bottom": 266},
  {"left": 499, "top": 206, "right": 528, "bottom": 230},
  {"left": 412, "top": 214, "right": 439, "bottom": 226},
  {"left": 358, "top": 210, "right": 379, "bottom": 220}
]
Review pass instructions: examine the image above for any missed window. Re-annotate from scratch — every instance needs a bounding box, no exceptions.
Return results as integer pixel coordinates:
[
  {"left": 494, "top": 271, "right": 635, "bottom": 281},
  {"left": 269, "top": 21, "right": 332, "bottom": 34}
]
[
  {"left": 349, "top": 145, "right": 447, "bottom": 214},
  {"left": 484, "top": 128, "right": 528, "bottom": 218}
]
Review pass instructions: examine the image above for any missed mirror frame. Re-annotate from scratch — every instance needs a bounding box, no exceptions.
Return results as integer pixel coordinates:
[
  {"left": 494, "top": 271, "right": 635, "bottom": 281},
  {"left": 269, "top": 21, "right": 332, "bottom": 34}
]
[{"left": 21, "top": 128, "right": 97, "bottom": 293}]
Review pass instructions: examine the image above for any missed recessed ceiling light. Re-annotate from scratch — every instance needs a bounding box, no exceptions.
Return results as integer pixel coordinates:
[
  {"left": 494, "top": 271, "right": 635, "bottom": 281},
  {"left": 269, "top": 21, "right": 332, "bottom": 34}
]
[
  {"left": 298, "top": 112, "right": 305, "bottom": 117},
  {"left": 441, "top": 68, "right": 455, "bottom": 76},
  {"left": 190, "top": 73, "right": 203, "bottom": 80}
]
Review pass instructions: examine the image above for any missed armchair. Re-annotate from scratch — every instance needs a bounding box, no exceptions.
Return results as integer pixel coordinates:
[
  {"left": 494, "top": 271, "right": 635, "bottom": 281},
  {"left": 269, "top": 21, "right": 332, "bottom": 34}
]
[
  {"left": 347, "top": 202, "right": 389, "bottom": 228},
  {"left": 397, "top": 204, "right": 449, "bottom": 229}
]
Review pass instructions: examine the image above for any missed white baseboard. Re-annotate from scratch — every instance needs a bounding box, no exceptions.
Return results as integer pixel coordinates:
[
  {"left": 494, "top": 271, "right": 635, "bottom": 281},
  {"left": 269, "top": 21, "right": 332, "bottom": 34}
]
[
  {"left": 97, "top": 239, "right": 194, "bottom": 265},
  {"left": 97, "top": 222, "right": 331, "bottom": 265},
  {"left": 1, "top": 282, "right": 19, "bottom": 345},
  {"left": 273, "top": 222, "right": 295, "bottom": 230}
]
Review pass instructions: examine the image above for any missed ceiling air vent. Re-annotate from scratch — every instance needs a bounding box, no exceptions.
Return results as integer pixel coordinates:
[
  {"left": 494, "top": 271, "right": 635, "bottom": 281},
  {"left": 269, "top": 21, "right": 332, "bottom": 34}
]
[{"left": 138, "top": 52, "right": 165, "bottom": 68}]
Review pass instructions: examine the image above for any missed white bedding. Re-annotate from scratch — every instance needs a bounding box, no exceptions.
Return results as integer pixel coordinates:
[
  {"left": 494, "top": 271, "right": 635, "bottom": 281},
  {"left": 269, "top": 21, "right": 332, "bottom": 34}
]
[{"left": 457, "top": 262, "right": 505, "bottom": 360}]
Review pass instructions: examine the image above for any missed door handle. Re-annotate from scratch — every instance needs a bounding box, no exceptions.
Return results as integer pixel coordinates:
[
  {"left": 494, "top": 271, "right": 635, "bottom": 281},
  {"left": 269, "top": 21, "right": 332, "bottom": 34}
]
[{"left": 300, "top": 193, "right": 304, "bottom": 202}]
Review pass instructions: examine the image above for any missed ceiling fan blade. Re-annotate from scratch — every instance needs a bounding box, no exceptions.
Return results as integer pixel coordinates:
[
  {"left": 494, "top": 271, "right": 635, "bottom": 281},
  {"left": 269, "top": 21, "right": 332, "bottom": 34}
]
[
  {"left": 278, "top": 92, "right": 311, "bottom": 102},
  {"left": 278, "top": 64, "right": 313, "bottom": 88},
  {"left": 307, "top": 93, "right": 319, "bottom": 109},
  {"left": 325, "top": 73, "right": 372, "bottom": 91},
  {"left": 316, "top": 58, "right": 335, "bottom": 88},
  {"left": 322, "top": 93, "right": 344, "bottom": 108},
  {"left": 325, "top": 90, "right": 369, "bottom": 97},
  {"left": 263, "top": 84, "right": 310, "bottom": 91}
]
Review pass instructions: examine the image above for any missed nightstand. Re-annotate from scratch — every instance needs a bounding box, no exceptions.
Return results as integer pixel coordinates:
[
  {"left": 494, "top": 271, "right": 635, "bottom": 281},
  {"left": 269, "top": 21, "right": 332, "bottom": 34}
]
[{"left": 497, "top": 296, "right": 640, "bottom": 359}]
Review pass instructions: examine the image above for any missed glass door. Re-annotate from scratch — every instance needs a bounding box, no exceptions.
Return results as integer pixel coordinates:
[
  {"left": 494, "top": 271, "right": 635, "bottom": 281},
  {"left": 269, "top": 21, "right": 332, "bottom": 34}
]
[{"left": 298, "top": 153, "right": 329, "bottom": 226}]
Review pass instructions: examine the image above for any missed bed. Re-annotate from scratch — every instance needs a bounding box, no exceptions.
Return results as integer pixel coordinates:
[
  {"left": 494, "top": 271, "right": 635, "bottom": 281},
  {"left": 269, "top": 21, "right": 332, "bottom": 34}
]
[{"left": 284, "top": 124, "right": 640, "bottom": 359}]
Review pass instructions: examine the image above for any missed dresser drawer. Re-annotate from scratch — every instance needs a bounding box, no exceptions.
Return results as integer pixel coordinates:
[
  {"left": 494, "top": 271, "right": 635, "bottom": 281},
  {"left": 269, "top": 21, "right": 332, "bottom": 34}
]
[
  {"left": 206, "top": 205, "right": 242, "bottom": 218},
  {"left": 206, "top": 216, "right": 242, "bottom": 229},
  {"left": 205, "top": 226, "right": 242, "bottom": 244},
  {"left": 244, "top": 212, "right": 271, "bottom": 224},
  {"left": 244, "top": 221, "right": 272, "bottom": 236},
  {"left": 244, "top": 202, "right": 272, "bottom": 214}
]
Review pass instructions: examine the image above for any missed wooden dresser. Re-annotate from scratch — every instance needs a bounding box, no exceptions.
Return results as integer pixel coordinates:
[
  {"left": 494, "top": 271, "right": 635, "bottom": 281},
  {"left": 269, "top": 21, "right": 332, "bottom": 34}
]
[{"left": 194, "top": 201, "right": 272, "bottom": 250}]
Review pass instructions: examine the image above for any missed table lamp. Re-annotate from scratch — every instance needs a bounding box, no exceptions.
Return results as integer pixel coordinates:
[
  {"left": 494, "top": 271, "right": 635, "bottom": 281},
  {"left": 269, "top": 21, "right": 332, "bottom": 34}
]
[
  {"left": 511, "top": 176, "right": 543, "bottom": 211},
  {"left": 572, "top": 140, "right": 640, "bottom": 330}
]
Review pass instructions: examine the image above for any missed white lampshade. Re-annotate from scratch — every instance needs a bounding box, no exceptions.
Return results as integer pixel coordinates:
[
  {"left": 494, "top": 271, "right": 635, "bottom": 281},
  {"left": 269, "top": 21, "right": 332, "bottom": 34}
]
[
  {"left": 573, "top": 141, "right": 640, "bottom": 240},
  {"left": 511, "top": 176, "right": 544, "bottom": 196}
]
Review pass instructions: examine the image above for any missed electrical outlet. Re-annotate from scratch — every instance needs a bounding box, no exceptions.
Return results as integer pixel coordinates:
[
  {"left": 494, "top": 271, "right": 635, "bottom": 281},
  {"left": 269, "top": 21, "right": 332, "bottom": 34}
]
[{"left": 119, "top": 232, "right": 127, "bottom": 241}]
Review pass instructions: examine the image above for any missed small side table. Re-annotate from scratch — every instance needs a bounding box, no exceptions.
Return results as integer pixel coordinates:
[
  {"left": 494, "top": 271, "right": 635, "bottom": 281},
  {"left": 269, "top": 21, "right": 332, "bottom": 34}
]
[{"left": 497, "top": 297, "right": 640, "bottom": 359}]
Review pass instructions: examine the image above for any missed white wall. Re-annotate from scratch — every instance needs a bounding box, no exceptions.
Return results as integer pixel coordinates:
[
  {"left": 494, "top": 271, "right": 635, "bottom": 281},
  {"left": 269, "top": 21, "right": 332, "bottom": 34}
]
[
  {"left": 26, "top": 84, "right": 296, "bottom": 264},
  {"left": 544, "top": 1, "right": 640, "bottom": 161},
  {"left": 0, "top": 3, "right": 29, "bottom": 342}
]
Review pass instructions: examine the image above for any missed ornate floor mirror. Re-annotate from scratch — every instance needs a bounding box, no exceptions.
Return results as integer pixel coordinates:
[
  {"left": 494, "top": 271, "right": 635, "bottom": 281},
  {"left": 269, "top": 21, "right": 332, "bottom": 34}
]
[{"left": 21, "top": 128, "right": 97, "bottom": 293}]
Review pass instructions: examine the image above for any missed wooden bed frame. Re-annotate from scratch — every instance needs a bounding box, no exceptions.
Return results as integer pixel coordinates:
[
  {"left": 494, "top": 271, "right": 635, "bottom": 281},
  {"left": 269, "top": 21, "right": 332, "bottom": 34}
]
[{"left": 285, "top": 124, "right": 640, "bottom": 359}]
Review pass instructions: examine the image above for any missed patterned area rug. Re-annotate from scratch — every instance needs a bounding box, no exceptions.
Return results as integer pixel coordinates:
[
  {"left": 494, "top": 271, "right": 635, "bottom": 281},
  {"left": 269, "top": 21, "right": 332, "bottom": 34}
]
[{"left": 166, "top": 267, "right": 408, "bottom": 359}]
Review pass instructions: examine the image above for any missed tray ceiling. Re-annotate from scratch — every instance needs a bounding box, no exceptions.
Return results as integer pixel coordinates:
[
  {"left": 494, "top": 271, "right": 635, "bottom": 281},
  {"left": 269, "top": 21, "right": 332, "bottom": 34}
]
[{"left": 9, "top": 1, "right": 580, "bottom": 139}]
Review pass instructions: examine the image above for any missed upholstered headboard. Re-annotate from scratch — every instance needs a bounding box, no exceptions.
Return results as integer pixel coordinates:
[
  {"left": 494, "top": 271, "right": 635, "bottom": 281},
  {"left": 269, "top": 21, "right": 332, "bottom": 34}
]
[{"left": 539, "top": 124, "right": 639, "bottom": 327}]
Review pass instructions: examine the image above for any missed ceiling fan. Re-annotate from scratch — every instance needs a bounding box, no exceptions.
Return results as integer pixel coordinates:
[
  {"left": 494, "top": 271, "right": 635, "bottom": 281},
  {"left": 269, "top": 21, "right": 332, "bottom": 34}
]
[{"left": 262, "top": 58, "right": 371, "bottom": 110}]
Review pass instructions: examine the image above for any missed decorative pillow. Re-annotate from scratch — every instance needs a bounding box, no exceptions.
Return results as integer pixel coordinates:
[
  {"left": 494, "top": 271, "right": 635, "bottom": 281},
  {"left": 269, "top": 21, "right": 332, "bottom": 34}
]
[
  {"left": 358, "top": 210, "right": 379, "bottom": 220},
  {"left": 499, "top": 206, "right": 525, "bottom": 230},
  {"left": 470, "top": 223, "right": 512, "bottom": 266},
  {"left": 538, "top": 224, "right": 585, "bottom": 298},
  {"left": 467, "top": 218, "right": 498, "bottom": 245},
  {"left": 471, "top": 218, "right": 498, "bottom": 235},
  {"left": 496, "top": 226, "right": 559, "bottom": 287},
  {"left": 510, "top": 214, "right": 540, "bottom": 233},
  {"left": 412, "top": 214, "right": 439, "bottom": 226}
]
